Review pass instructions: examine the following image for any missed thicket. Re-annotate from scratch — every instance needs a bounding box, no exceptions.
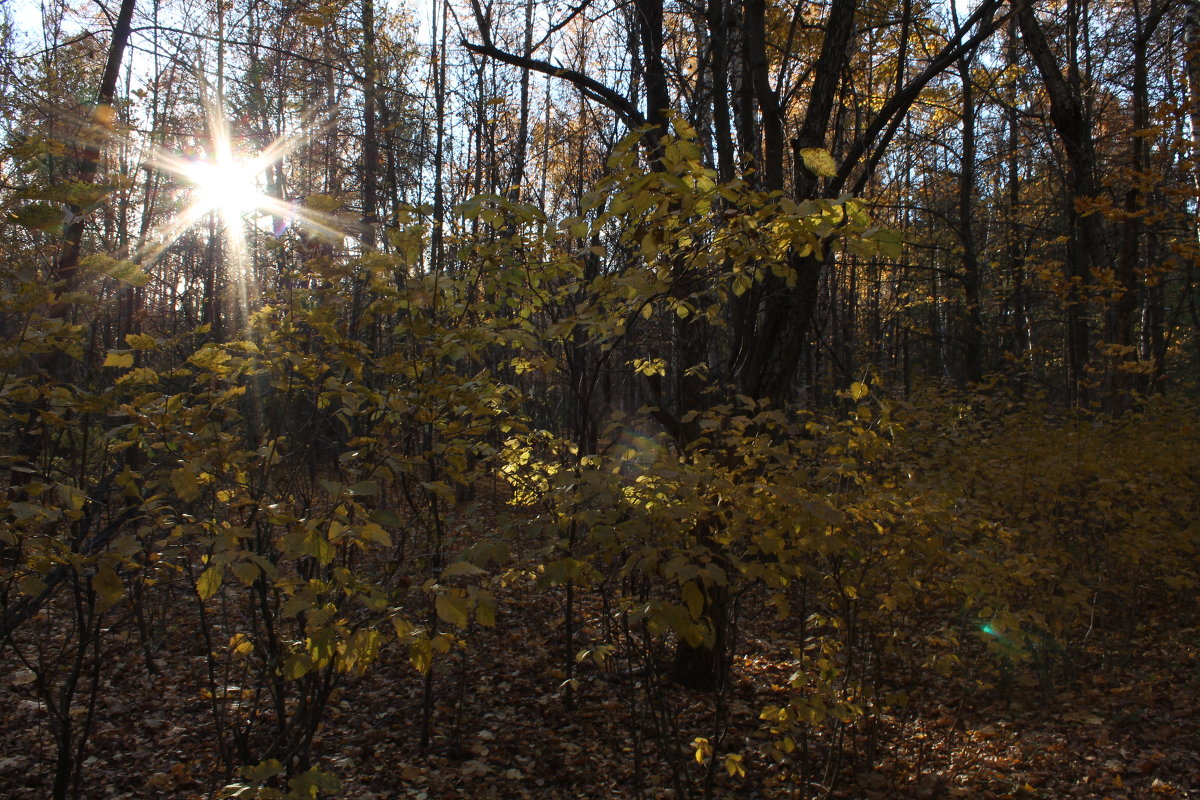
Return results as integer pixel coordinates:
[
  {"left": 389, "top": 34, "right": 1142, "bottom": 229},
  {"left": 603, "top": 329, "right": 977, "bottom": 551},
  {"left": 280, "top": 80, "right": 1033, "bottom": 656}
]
[{"left": 3, "top": 130, "right": 1198, "bottom": 798}]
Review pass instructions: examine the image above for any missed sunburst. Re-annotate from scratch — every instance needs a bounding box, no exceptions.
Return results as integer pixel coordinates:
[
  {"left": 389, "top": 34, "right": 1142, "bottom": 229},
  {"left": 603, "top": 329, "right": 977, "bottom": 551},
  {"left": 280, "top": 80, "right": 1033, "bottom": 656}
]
[{"left": 138, "top": 96, "right": 350, "bottom": 312}]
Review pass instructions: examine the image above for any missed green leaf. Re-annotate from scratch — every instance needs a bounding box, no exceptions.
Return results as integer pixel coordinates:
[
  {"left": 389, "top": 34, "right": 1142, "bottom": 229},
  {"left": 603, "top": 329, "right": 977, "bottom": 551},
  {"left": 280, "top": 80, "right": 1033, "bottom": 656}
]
[
  {"left": 369, "top": 509, "right": 404, "bottom": 527},
  {"left": 9, "top": 202, "right": 62, "bottom": 231},
  {"left": 19, "top": 576, "right": 48, "bottom": 597},
  {"left": 81, "top": 254, "right": 149, "bottom": 286}
]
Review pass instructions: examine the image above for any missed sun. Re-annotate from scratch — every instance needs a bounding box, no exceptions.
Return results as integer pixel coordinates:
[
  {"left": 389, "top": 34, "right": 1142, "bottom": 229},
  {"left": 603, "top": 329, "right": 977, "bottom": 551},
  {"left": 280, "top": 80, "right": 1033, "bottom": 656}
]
[
  {"left": 137, "top": 98, "right": 349, "bottom": 275},
  {"left": 183, "top": 155, "right": 263, "bottom": 222},
  {"left": 170, "top": 120, "right": 271, "bottom": 228}
]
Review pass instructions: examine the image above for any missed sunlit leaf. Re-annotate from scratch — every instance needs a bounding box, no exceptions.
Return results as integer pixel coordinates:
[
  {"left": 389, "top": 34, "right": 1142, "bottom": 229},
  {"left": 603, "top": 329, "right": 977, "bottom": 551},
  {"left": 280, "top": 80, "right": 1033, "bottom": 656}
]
[
  {"left": 103, "top": 352, "right": 134, "bottom": 368},
  {"left": 799, "top": 147, "right": 838, "bottom": 178}
]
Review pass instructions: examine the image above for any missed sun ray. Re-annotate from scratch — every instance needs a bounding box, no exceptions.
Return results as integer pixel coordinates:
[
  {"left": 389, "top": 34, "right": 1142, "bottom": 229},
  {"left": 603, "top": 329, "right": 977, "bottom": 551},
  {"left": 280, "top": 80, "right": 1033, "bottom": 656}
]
[{"left": 137, "top": 93, "right": 353, "bottom": 317}]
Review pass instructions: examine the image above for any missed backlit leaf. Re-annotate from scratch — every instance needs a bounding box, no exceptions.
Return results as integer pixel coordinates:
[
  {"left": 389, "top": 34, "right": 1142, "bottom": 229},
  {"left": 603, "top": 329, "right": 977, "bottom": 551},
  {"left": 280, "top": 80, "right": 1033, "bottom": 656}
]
[
  {"left": 196, "top": 566, "right": 222, "bottom": 601},
  {"left": 799, "top": 147, "right": 838, "bottom": 178}
]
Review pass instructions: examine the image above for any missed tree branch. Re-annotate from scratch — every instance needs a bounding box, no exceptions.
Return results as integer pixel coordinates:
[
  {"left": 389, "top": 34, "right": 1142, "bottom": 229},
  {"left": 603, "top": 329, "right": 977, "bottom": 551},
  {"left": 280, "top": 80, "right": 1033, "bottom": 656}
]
[
  {"left": 462, "top": 39, "right": 647, "bottom": 129},
  {"left": 831, "top": 0, "right": 1011, "bottom": 196}
]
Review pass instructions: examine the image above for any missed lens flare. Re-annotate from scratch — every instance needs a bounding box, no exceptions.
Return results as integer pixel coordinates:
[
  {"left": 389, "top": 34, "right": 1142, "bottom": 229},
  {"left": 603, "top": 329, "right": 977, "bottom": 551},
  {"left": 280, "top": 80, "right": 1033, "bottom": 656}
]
[{"left": 137, "top": 94, "right": 352, "bottom": 314}]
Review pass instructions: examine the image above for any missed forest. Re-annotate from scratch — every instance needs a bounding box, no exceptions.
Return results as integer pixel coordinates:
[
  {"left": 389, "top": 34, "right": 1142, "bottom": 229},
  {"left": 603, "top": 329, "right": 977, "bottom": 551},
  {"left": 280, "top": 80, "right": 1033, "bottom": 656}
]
[{"left": 1, "top": 0, "right": 1198, "bottom": 796}]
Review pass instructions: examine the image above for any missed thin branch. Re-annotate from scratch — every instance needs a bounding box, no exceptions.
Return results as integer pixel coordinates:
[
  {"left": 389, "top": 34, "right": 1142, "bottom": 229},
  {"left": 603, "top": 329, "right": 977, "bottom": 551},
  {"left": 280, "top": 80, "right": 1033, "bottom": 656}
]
[
  {"left": 130, "top": 25, "right": 342, "bottom": 73},
  {"left": 535, "top": 0, "right": 595, "bottom": 50},
  {"left": 832, "top": 0, "right": 1013, "bottom": 196}
]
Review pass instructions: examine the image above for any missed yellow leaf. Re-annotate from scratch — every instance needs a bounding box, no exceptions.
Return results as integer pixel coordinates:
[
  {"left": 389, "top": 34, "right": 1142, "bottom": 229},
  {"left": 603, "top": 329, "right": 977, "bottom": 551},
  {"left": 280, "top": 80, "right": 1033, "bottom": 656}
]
[
  {"left": 409, "top": 636, "right": 433, "bottom": 674},
  {"left": 229, "top": 633, "right": 254, "bottom": 656},
  {"left": 92, "top": 104, "right": 116, "bottom": 126},
  {"left": 114, "top": 367, "right": 158, "bottom": 386},
  {"left": 799, "top": 147, "right": 838, "bottom": 178},
  {"left": 303, "top": 193, "right": 342, "bottom": 212},
  {"left": 57, "top": 483, "right": 86, "bottom": 511},
  {"left": 442, "top": 560, "right": 485, "bottom": 578},
  {"left": 436, "top": 592, "right": 470, "bottom": 628},
  {"left": 284, "top": 653, "right": 312, "bottom": 679},
  {"left": 125, "top": 333, "right": 157, "bottom": 350},
  {"left": 103, "top": 352, "right": 134, "bottom": 368},
  {"left": 473, "top": 588, "right": 497, "bottom": 628},
  {"left": 641, "top": 233, "right": 658, "bottom": 258},
  {"left": 850, "top": 381, "right": 869, "bottom": 401},
  {"left": 391, "top": 617, "right": 413, "bottom": 640},
  {"left": 358, "top": 523, "right": 392, "bottom": 547},
  {"left": 723, "top": 753, "right": 745, "bottom": 778},
  {"left": 682, "top": 581, "right": 704, "bottom": 618},
  {"left": 196, "top": 566, "right": 222, "bottom": 600}
]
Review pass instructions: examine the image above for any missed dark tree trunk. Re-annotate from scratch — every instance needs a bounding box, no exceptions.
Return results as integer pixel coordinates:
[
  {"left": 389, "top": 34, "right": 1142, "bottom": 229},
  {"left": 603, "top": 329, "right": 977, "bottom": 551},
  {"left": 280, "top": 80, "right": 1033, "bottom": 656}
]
[
  {"left": 50, "top": 0, "right": 137, "bottom": 314},
  {"left": 1017, "top": 2, "right": 1101, "bottom": 403},
  {"left": 957, "top": 50, "right": 984, "bottom": 384},
  {"left": 1109, "top": 0, "right": 1166, "bottom": 405},
  {"left": 732, "top": 0, "right": 858, "bottom": 405},
  {"left": 1004, "top": 18, "right": 1029, "bottom": 381}
]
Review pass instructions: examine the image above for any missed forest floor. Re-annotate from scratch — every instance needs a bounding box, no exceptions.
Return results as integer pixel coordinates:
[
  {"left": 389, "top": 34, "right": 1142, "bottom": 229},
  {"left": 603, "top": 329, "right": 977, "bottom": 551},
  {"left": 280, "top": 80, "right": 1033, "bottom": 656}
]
[{"left": 1, "top": 577, "right": 1197, "bottom": 800}]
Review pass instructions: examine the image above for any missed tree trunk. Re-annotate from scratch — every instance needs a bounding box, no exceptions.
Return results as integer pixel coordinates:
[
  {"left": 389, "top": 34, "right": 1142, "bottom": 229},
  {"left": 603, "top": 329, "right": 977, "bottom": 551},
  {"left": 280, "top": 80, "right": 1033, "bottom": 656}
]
[
  {"left": 50, "top": 0, "right": 137, "bottom": 314},
  {"left": 733, "top": 0, "right": 858, "bottom": 405},
  {"left": 957, "top": 47, "right": 984, "bottom": 384},
  {"left": 1017, "top": 2, "right": 1100, "bottom": 403}
]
